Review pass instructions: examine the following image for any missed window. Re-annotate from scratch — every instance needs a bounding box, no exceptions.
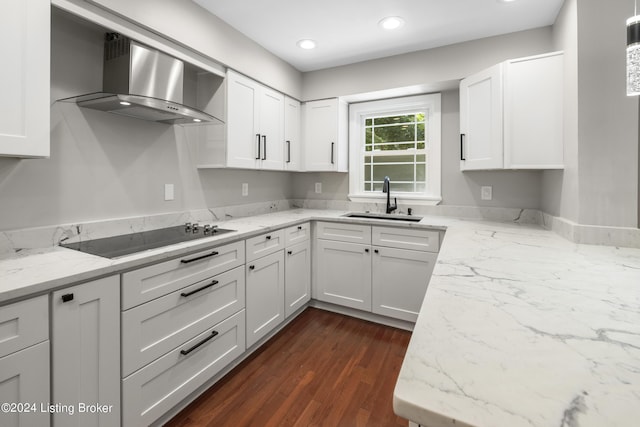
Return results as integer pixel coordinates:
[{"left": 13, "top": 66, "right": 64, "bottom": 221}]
[{"left": 348, "top": 94, "right": 441, "bottom": 204}]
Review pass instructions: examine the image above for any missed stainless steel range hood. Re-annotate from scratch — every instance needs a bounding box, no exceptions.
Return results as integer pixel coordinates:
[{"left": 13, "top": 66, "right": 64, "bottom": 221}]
[{"left": 72, "top": 34, "right": 223, "bottom": 125}]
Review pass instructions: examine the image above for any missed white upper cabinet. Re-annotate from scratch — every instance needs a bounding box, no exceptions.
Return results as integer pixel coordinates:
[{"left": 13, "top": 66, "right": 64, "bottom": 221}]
[
  {"left": 460, "top": 51, "right": 563, "bottom": 171},
  {"left": 0, "top": 0, "right": 50, "bottom": 158},
  {"left": 226, "top": 70, "right": 284, "bottom": 170},
  {"left": 284, "top": 96, "right": 302, "bottom": 171},
  {"left": 302, "top": 98, "right": 348, "bottom": 172}
]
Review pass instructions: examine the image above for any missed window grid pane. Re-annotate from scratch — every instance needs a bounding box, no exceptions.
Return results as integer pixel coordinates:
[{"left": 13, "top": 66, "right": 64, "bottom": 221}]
[{"left": 363, "top": 111, "right": 427, "bottom": 194}]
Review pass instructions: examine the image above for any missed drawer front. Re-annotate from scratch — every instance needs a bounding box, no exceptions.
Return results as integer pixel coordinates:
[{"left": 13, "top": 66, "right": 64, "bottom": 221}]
[
  {"left": 372, "top": 226, "right": 440, "bottom": 252},
  {"left": 0, "top": 295, "right": 48, "bottom": 358},
  {"left": 245, "top": 229, "right": 285, "bottom": 262},
  {"left": 122, "top": 310, "right": 245, "bottom": 427},
  {"left": 0, "top": 341, "right": 50, "bottom": 427},
  {"left": 122, "top": 240, "right": 245, "bottom": 309},
  {"left": 316, "top": 221, "right": 371, "bottom": 244},
  {"left": 284, "top": 222, "right": 310, "bottom": 246},
  {"left": 121, "top": 266, "right": 245, "bottom": 377}
]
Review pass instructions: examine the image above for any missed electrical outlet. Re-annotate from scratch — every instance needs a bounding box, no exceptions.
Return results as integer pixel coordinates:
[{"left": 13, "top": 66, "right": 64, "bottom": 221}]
[
  {"left": 164, "top": 184, "right": 174, "bottom": 201},
  {"left": 242, "top": 183, "right": 249, "bottom": 197},
  {"left": 481, "top": 186, "right": 493, "bottom": 201},
  {"left": 315, "top": 182, "right": 322, "bottom": 194}
]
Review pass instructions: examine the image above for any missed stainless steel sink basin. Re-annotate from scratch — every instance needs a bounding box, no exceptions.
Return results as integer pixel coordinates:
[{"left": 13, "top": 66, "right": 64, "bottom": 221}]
[{"left": 341, "top": 212, "right": 423, "bottom": 222}]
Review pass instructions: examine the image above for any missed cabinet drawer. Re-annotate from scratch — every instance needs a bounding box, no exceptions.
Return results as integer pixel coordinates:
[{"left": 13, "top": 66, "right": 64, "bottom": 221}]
[
  {"left": 121, "top": 266, "right": 245, "bottom": 377},
  {"left": 284, "top": 222, "right": 310, "bottom": 246},
  {"left": 0, "top": 295, "right": 48, "bottom": 358},
  {"left": 122, "top": 310, "right": 245, "bottom": 427},
  {"left": 246, "top": 229, "right": 284, "bottom": 262},
  {"left": 316, "top": 221, "right": 371, "bottom": 244},
  {"left": 372, "top": 226, "right": 440, "bottom": 252},
  {"left": 122, "top": 240, "right": 245, "bottom": 309}
]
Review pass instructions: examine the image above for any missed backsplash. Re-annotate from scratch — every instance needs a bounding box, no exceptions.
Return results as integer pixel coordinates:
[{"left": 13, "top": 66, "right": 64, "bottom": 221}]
[
  {"left": 3, "top": 200, "right": 639, "bottom": 255},
  {"left": 0, "top": 200, "right": 292, "bottom": 255}
]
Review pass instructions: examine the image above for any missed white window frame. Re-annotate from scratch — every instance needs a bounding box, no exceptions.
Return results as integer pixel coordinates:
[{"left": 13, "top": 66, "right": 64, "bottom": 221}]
[{"left": 348, "top": 94, "right": 442, "bottom": 205}]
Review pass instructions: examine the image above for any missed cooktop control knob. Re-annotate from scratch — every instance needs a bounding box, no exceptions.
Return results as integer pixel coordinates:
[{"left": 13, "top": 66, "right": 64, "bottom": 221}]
[
  {"left": 203, "top": 224, "right": 211, "bottom": 235},
  {"left": 192, "top": 223, "right": 200, "bottom": 233},
  {"left": 185, "top": 222, "right": 192, "bottom": 232}
]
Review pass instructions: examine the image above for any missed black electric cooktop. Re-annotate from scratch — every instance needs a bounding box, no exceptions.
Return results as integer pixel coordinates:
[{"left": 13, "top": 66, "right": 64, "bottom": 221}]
[{"left": 60, "top": 224, "right": 235, "bottom": 259}]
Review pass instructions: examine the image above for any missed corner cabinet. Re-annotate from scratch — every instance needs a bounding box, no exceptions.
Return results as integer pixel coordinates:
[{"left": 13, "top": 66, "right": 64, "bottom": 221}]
[
  {"left": 302, "top": 98, "right": 348, "bottom": 172},
  {"left": 0, "top": 0, "right": 50, "bottom": 158},
  {"left": 460, "top": 51, "right": 563, "bottom": 171},
  {"left": 314, "top": 222, "right": 440, "bottom": 322},
  {"left": 284, "top": 97, "right": 302, "bottom": 171},
  {"left": 225, "top": 70, "right": 284, "bottom": 170}
]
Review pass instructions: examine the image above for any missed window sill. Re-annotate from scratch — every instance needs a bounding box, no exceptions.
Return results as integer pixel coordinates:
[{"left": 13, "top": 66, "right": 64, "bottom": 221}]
[{"left": 348, "top": 193, "right": 442, "bottom": 206}]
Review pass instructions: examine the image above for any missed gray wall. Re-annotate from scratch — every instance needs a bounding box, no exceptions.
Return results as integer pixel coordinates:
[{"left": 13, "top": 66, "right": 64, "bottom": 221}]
[
  {"left": 85, "top": 0, "right": 303, "bottom": 99},
  {"left": 542, "top": 0, "right": 579, "bottom": 222},
  {"left": 543, "top": 0, "right": 639, "bottom": 228},
  {"left": 302, "top": 27, "right": 553, "bottom": 100},
  {"left": 294, "top": 29, "right": 554, "bottom": 209},
  {"left": 0, "top": 9, "right": 293, "bottom": 231},
  {"left": 577, "top": 0, "right": 638, "bottom": 227}
]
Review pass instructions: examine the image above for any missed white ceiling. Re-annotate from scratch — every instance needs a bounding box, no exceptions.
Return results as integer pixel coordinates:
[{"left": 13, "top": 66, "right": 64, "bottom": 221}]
[{"left": 193, "top": 0, "right": 565, "bottom": 72}]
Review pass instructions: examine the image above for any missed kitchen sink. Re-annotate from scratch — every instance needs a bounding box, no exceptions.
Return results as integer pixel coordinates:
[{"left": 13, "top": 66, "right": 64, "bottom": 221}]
[{"left": 341, "top": 212, "right": 423, "bottom": 222}]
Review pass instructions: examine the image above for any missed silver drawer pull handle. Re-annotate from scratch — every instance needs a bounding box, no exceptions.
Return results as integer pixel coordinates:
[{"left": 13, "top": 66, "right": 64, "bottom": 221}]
[
  {"left": 180, "top": 251, "right": 219, "bottom": 264},
  {"left": 180, "top": 330, "right": 219, "bottom": 356},
  {"left": 180, "top": 280, "right": 219, "bottom": 297}
]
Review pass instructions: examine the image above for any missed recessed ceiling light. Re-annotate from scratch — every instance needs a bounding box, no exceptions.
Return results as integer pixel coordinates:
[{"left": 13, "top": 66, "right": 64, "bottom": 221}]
[
  {"left": 119, "top": 101, "right": 131, "bottom": 106},
  {"left": 192, "top": 118, "right": 202, "bottom": 123},
  {"left": 497, "top": 0, "right": 518, "bottom": 3},
  {"left": 379, "top": 16, "right": 405, "bottom": 30},
  {"left": 297, "top": 39, "right": 316, "bottom": 50}
]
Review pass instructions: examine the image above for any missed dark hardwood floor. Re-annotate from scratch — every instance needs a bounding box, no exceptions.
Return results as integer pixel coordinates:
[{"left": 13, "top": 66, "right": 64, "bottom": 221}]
[{"left": 165, "top": 307, "right": 412, "bottom": 427}]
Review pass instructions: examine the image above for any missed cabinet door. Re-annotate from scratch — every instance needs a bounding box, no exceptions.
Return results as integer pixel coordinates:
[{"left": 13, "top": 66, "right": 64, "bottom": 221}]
[
  {"left": 372, "top": 247, "right": 437, "bottom": 322},
  {"left": 285, "top": 240, "right": 311, "bottom": 317},
  {"left": 0, "top": 341, "right": 49, "bottom": 427},
  {"left": 504, "top": 52, "right": 563, "bottom": 169},
  {"left": 226, "top": 70, "right": 259, "bottom": 169},
  {"left": 303, "top": 99, "right": 339, "bottom": 171},
  {"left": 0, "top": 0, "right": 49, "bottom": 158},
  {"left": 258, "top": 87, "right": 284, "bottom": 170},
  {"left": 52, "top": 276, "right": 120, "bottom": 427},
  {"left": 315, "top": 239, "right": 372, "bottom": 311},
  {"left": 459, "top": 63, "right": 503, "bottom": 170},
  {"left": 284, "top": 96, "right": 302, "bottom": 171},
  {"left": 246, "top": 251, "right": 285, "bottom": 348}
]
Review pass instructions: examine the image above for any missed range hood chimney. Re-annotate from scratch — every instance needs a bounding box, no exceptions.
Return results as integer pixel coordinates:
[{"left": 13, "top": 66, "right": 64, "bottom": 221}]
[{"left": 73, "top": 33, "right": 223, "bottom": 125}]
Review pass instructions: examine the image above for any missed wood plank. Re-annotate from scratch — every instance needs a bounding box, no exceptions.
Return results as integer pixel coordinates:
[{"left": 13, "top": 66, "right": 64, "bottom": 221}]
[{"left": 165, "top": 308, "right": 411, "bottom": 427}]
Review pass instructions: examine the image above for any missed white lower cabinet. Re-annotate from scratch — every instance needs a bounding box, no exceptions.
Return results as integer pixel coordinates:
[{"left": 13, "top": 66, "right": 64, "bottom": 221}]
[
  {"left": 372, "top": 246, "right": 438, "bottom": 322},
  {"left": 284, "top": 239, "right": 311, "bottom": 317},
  {"left": 122, "top": 310, "right": 246, "bottom": 426},
  {"left": 315, "top": 239, "right": 372, "bottom": 311},
  {"left": 0, "top": 342, "right": 49, "bottom": 427},
  {"left": 51, "top": 276, "right": 120, "bottom": 427},
  {"left": 121, "top": 266, "right": 245, "bottom": 377},
  {"left": 246, "top": 250, "right": 285, "bottom": 348},
  {"left": 0, "top": 295, "right": 49, "bottom": 427},
  {"left": 314, "top": 221, "right": 440, "bottom": 322}
]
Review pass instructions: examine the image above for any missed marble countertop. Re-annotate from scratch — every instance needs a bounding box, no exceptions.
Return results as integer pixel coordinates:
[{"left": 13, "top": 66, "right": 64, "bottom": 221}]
[
  {"left": 2, "top": 208, "right": 640, "bottom": 427},
  {"left": 393, "top": 218, "right": 640, "bottom": 427}
]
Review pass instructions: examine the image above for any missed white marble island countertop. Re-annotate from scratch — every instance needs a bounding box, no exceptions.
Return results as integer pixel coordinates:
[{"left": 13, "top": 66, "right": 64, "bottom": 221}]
[{"left": 393, "top": 219, "right": 640, "bottom": 427}]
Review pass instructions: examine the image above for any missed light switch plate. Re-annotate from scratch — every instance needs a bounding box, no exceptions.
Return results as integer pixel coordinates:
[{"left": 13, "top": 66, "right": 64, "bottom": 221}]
[
  {"left": 481, "top": 186, "right": 492, "bottom": 201},
  {"left": 315, "top": 182, "right": 322, "bottom": 194},
  {"left": 242, "top": 183, "right": 249, "bottom": 196},
  {"left": 164, "top": 184, "right": 174, "bottom": 201}
]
